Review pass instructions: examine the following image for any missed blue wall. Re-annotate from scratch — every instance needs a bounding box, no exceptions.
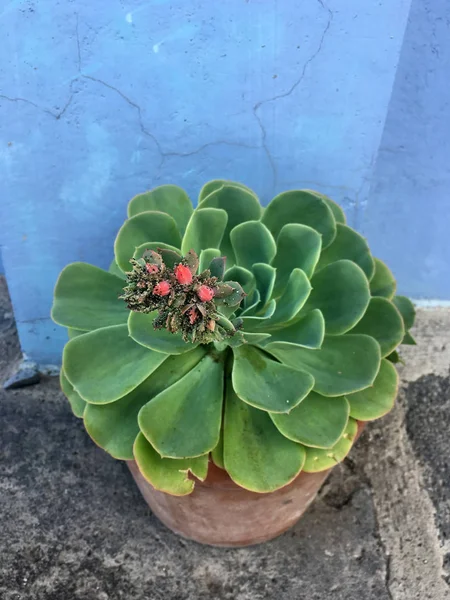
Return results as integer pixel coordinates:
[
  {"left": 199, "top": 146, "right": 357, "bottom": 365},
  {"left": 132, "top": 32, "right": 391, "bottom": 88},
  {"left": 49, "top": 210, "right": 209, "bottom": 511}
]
[
  {"left": 0, "top": 0, "right": 417, "bottom": 364},
  {"left": 363, "top": 0, "right": 450, "bottom": 300}
]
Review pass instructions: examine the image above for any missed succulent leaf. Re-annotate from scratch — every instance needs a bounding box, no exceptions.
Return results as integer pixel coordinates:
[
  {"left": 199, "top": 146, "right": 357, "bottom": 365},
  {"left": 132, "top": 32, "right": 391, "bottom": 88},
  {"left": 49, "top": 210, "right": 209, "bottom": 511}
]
[
  {"left": 128, "top": 311, "right": 197, "bottom": 354},
  {"left": 67, "top": 328, "right": 85, "bottom": 339},
  {"left": 261, "top": 268, "right": 311, "bottom": 328},
  {"left": 315, "top": 223, "right": 375, "bottom": 280},
  {"left": 304, "top": 260, "right": 370, "bottom": 335},
  {"left": 271, "top": 391, "right": 349, "bottom": 448},
  {"left": 60, "top": 368, "right": 86, "bottom": 418},
  {"left": 370, "top": 258, "right": 396, "bottom": 298},
  {"left": 271, "top": 224, "right": 322, "bottom": 296},
  {"left": 350, "top": 297, "right": 405, "bottom": 357},
  {"left": 232, "top": 345, "right": 314, "bottom": 413},
  {"left": 199, "top": 183, "right": 261, "bottom": 264},
  {"left": 181, "top": 207, "right": 228, "bottom": 255},
  {"left": 267, "top": 334, "right": 381, "bottom": 397},
  {"left": 63, "top": 324, "right": 167, "bottom": 404},
  {"left": 262, "top": 190, "right": 336, "bottom": 249},
  {"left": 347, "top": 358, "right": 399, "bottom": 421},
  {"left": 230, "top": 221, "right": 277, "bottom": 270},
  {"left": 305, "top": 190, "right": 347, "bottom": 225},
  {"left": 252, "top": 263, "right": 276, "bottom": 309},
  {"left": 224, "top": 266, "right": 256, "bottom": 296},
  {"left": 127, "top": 185, "right": 193, "bottom": 235},
  {"left": 83, "top": 348, "right": 206, "bottom": 460},
  {"left": 260, "top": 309, "right": 325, "bottom": 349},
  {"left": 114, "top": 211, "right": 181, "bottom": 272},
  {"left": 138, "top": 352, "right": 224, "bottom": 458},
  {"left": 198, "top": 179, "right": 257, "bottom": 204},
  {"left": 198, "top": 248, "right": 221, "bottom": 272},
  {"left": 109, "top": 258, "right": 126, "bottom": 280},
  {"left": 52, "top": 263, "right": 129, "bottom": 331},
  {"left": 224, "top": 385, "right": 306, "bottom": 492},
  {"left": 303, "top": 418, "right": 358, "bottom": 472},
  {"left": 211, "top": 428, "right": 225, "bottom": 468},
  {"left": 134, "top": 433, "right": 208, "bottom": 496}
]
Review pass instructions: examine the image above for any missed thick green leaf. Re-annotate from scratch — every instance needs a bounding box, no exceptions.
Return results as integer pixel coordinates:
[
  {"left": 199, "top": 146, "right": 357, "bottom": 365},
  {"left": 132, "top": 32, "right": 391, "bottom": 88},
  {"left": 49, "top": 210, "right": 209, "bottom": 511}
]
[
  {"left": 393, "top": 295, "right": 416, "bottom": 345},
  {"left": 303, "top": 418, "right": 358, "bottom": 472},
  {"left": 266, "top": 334, "right": 381, "bottom": 397},
  {"left": 271, "top": 224, "right": 322, "bottom": 296},
  {"left": 63, "top": 324, "right": 167, "bottom": 404},
  {"left": 52, "top": 263, "right": 128, "bottom": 331},
  {"left": 198, "top": 179, "right": 258, "bottom": 203},
  {"left": 224, "top": 387, "right": 305, "bottom": 492},
  {"left": 224, "top": 266, "right": 255, "bottom": 296},
  {"left": 305, "top": 190, "right": 346, "bottom": 225},
  {"left": 67, "top": 328, "right": 85, "bottom": 339},
  {"left": 262, "top": 269, "right": 311, "bottom": 328},
  {"left": 402, "top": 331, "right": 417, "bottom": 345},
  {"left": 181, "top": 207, "right": 228, "bottom": 255},
  {"left": 134, "top": 433, "right": 208, "bottom": 496},
  {"left": 138, "top": 352, "right": 224, "bottom": 458},
  {"left": 230, "top": 221, "right": 276, "bottom": 270},
  {"left": 260, "top": 309, "right": 325, "bottom": 349},
  {"left": 114, "top": 211, "right": 181, "bottom": 272},
  {"left": 128, "top": 311, "right": 196, "bottom": 354},
  {"left": 84, "top": 348, "right": 206, "bottom": 459},
  {"left": 315, "top": 224, "right": 375, "bottom": 280},
  {"left": 199, "top": 184, "right": 262, "bottom": 264},
  {"left": 109, "top": 259, "right": 126, "bottom": 280},
  {"left": 392, "top": 295, "right": 415, "bottom": 329},
  {"left": 209, "top": 256, "right": 226, "bottom": 279},
  {"left": 350, "top": 297, "right": 405, "bottom": 357},
  {"left": 347, "top": 358, "right": 398, "bottom": 421},
  {"left": 304, "top": 260, "right": 370, "bottom": 335},
  {"left": 370, "top": 258, "right": 396, "bottom": 298},
  {"left": 211, "top": 427, "right": 224, "bottom": 469},
  {"left": 252, "top": 263, "right": 276, "bottom": 309},
  {"left": 271, "top": 392, "right": 349, "bottom": 448},
  {"left": 198, "top": 248, "right": 221, "bottom": 272},
  {"left": 60, "top": 368, "right": 86, "bottom": 418},
  {"left": 127, "top": 185, "right": 193, "bottom": 234},
  {"left": 133, "top": 242, "right": 181, "bottom": 261},
  {"left": 262, "top": 190, "right": 336, "bottom": 249},
  {"left": 386, "top": 350, "right": 402, "bottom": 364},
  {"left": 241, "top": 299, "right": 277, "bottom": 329},
  {"left": 232, "top": 345, "right": 314, "bottom": 413},
  {"left": 240, "top": 288, "right": 260, "bottom": 315}
]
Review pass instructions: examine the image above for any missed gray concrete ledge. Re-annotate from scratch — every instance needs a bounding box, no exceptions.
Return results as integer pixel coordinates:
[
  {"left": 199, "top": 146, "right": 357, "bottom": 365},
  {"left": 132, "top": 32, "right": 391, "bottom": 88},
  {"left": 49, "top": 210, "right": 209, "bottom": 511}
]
[{"left": 0, "top": 276, "right": 449, "bottom": 600}]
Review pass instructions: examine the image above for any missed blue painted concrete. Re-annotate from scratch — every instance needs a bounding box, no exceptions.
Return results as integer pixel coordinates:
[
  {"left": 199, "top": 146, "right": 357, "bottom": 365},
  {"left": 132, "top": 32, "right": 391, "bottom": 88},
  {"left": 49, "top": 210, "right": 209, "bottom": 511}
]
[
  {"left": 0, "top": 1, "right": 412, "bottom": 364},
  {"left": 363, "top": 0, "right": 450, "bottom": 300}
]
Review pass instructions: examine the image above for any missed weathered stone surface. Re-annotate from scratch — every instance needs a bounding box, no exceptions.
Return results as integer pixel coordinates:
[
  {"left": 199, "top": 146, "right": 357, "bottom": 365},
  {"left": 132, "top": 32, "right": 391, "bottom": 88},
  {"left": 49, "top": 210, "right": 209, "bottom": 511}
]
[{"left": 0, "top": 276, "right": 449, "bottom": 599}]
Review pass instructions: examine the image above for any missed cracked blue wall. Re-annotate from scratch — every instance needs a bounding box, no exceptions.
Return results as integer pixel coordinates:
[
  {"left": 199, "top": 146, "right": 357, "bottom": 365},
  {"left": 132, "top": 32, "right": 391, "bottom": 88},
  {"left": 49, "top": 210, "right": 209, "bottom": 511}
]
[{"left": 0, "top": 0, "right": 412, "bottom": 364}]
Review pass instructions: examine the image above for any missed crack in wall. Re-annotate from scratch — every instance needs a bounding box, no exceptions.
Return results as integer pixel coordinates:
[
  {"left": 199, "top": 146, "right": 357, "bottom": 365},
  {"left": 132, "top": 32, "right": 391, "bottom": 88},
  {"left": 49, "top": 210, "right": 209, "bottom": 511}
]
[{"left": 251, "top": 0, "right": 334, "bottom": 191}]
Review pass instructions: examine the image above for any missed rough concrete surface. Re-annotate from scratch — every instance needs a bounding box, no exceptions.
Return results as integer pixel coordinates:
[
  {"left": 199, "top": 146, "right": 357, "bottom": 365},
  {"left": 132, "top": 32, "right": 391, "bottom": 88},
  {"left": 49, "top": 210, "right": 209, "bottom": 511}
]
[{"left": 0, "top": 275, "right": 449, "bottom": 600}]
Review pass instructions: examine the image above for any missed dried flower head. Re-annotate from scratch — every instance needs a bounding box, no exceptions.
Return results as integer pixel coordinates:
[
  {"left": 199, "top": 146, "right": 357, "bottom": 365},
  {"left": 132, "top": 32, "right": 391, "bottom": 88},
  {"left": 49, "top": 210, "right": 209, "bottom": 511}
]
[{"left": 120, "top": 249, "right": 245, "bottom": 344}]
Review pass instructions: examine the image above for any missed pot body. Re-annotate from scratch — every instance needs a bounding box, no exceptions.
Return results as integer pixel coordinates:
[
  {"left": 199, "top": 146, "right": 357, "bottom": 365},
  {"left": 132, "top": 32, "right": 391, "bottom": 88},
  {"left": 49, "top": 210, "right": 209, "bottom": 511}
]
[{"left": 128, "top": 460, "right": 331, "bottom": 547}]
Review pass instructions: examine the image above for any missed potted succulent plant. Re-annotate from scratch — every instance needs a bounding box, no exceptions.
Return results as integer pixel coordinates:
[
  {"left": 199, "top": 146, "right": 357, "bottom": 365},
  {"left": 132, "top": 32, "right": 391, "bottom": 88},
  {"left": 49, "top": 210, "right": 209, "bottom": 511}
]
[{"left": 52, "top": 181, "right": 415, "bottom": 547}]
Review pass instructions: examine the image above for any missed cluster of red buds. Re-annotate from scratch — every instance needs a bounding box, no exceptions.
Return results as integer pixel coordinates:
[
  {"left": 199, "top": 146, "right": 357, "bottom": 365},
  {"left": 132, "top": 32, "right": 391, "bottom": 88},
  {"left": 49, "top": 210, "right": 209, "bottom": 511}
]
[{"left": 120, "top": 248, "right": 244, "bottom": 344}]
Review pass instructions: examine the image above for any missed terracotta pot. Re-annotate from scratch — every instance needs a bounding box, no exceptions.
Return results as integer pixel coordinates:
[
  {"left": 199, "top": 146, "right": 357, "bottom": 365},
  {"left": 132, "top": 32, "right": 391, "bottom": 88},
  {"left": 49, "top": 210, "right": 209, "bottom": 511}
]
[{"left": 128, "top": 422, "right": 365, "bottom": 547}]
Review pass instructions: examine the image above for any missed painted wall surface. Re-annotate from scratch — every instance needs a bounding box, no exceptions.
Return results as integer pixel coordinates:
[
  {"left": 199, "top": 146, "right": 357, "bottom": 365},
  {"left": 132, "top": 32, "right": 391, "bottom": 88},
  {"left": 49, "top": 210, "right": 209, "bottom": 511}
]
[
  {"left": 363, "top": 0, "right": 450, "bottom": 300},
  {"left": 0, "top": 0, "right": 412, "bottom": 364}
]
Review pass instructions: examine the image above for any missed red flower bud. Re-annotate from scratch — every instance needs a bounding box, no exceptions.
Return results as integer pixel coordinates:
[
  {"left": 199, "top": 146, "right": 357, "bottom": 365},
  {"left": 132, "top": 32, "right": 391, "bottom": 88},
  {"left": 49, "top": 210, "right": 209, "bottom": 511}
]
[
  {"left": 175, "top": 264, "right": 193, "bottom": 285},
  {"left": 188, "top": 307, "right": 198, "bottom": 324},
  {"left": 197, "top": 285, "right": 214, "bottom": 302},
  {"left": 207, "top": 319, "right": 216, "bottom": 331},
  {"left": 153, "top": 281, "right": 171, "bottom": 296},
  {"left": 145, "top": 263, "right": 159, "bottom": 274}
]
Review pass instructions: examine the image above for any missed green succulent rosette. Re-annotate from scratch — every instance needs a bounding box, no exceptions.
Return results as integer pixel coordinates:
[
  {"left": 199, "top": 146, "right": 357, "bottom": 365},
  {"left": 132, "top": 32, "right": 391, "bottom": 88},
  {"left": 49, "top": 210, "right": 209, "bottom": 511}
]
[{"left": 52, "top": 181, "right": 416, "bottom": 495}]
